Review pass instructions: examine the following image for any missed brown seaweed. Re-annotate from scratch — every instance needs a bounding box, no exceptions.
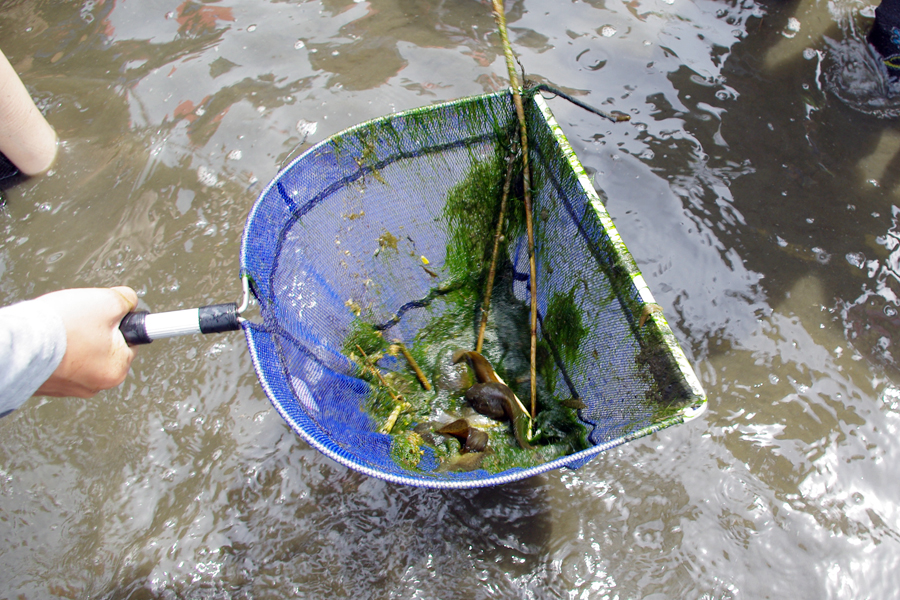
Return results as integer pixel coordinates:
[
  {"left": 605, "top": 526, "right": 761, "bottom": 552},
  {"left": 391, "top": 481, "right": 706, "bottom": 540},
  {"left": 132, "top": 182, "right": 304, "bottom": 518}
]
[
  {"left": 436, "top": 418, "right": 489, "bottom": 453},
  {"left": 465, "top": 382, "right": 533, "bottom": 450}
]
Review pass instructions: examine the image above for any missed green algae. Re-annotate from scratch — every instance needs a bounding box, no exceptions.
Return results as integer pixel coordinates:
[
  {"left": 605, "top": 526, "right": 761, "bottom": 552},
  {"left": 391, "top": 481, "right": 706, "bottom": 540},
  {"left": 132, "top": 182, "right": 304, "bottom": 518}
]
[
  {"left": 636, "top": 324, "right": 697, "bottom": 414},
  {"left": 345, "top": 270, "right": 590, "bottom": 474},
  {"left": 539, "top": 286, "right": 586, "bottom": 389},
  {"left": 376, "top": 230, "right": 399, "bottom": 253},
  {"left": 441, "top": 154, "right": 508, "bottom": 283},
  {"left": 329, "top": 91, "right": 699, "bottom": 476},
  {"left": 390, "top": 431, "right": 426, "bottom": 470},
  {"left": 344, "top": 319, "right": 388, "bottom": 359}
]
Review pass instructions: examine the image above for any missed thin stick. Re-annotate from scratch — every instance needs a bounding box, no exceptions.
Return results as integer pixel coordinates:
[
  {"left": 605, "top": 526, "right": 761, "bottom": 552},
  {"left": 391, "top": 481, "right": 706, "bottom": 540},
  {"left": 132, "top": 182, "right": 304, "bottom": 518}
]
[
  {"left": 393, "top": 339, "right": 431, "bottom": 391},
  {"left": 476, "top": 158, "right": 515, "bottom": 353},
  {"left": 492, "top": 0, "right": 538, "bottom": 419},
  {"left": 356, "top": 344, "right": 402, "bottom": 403},
  {"left": 357, "top": 345, "right": 410, "bottom": 434},
  {"left": 380, "top": 401, "right": 410, "bottom": 434}
]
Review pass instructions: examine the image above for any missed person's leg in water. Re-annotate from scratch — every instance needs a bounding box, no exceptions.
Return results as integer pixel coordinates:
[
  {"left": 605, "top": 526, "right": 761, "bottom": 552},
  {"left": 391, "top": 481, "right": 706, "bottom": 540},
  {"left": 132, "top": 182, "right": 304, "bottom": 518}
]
[
  {"left": 869, "top": 0, "right": 900, "bottom": 74},
  {"left": 0, "top": 48, "right": 58, "bottom": 185}
]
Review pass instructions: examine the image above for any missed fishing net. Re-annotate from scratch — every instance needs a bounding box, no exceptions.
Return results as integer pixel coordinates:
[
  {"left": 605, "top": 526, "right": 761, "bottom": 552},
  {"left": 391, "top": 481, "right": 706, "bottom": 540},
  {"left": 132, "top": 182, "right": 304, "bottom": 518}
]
[{"left": 240, "top": 89, "right": 706, "bottom": 489}]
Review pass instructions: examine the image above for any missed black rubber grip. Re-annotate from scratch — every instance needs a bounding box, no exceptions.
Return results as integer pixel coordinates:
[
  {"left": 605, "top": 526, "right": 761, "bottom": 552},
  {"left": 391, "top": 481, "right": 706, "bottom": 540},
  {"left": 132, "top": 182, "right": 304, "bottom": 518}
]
[
  {"left": 120, "top": 311, "right": 152, "bottom": 345},
  {"left": 198, "top": 303, "right": 241, "bottom": 334}
]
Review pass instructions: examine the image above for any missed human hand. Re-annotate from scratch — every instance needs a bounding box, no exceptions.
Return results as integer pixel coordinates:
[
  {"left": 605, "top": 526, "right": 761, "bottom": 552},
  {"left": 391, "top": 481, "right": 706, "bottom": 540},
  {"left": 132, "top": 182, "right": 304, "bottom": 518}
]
[{"left": 33, "top": 287, "right": 138, "bottom": 398}]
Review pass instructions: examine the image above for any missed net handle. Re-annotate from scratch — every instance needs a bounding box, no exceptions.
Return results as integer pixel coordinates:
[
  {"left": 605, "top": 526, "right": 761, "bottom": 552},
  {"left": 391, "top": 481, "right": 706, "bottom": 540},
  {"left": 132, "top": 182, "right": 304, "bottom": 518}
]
[
  {"left": 119, "top": 304, "right": 241, "bottom": 345},
  {"left": 119, "top": 276, "right": 250, "bottom": 345}
]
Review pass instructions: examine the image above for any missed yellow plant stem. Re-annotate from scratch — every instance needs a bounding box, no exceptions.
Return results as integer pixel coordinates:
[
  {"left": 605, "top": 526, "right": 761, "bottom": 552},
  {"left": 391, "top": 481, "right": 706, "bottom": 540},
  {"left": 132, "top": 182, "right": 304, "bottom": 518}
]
[
  {"left": 356, "top": 344, "right": 403, "bottom": 404},
  {"left": 393, "top": 339, "right": 431, "bottom": 391},
  {"left": 476, "top": 158, "right": 516, "bottom": 353},
  {"left": 492, "top": 0, "right": 538, "bottom": 419}
]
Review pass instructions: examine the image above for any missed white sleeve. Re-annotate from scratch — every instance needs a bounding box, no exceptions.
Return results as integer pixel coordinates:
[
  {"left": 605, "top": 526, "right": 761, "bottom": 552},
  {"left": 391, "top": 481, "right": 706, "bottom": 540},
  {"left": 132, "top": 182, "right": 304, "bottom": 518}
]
[{"left": 0, "top": 299, "right": 66, "bottom": 415}]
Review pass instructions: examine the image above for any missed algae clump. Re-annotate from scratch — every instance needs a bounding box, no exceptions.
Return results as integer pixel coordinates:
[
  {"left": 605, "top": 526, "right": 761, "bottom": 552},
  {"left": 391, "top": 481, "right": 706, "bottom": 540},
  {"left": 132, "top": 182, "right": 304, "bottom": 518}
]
[{"left": 391, "top": 431, "right": 426, "bottom": 470}]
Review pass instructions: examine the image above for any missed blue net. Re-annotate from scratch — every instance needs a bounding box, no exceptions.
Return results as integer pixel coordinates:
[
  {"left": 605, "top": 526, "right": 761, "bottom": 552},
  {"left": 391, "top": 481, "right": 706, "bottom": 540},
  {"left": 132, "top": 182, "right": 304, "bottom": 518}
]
[{"left": 240, "top": 90, "right": 706, "bottom": 489}]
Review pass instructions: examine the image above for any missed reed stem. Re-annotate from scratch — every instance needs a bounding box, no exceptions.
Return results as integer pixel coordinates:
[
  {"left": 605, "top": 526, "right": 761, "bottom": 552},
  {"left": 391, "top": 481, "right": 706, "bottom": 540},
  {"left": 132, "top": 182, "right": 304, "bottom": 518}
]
[
  {"left": 492, "top": 0, "right": 538, "bottom": 419},
  {"left": 392, "top": 339, "right": 431, "bottom": 391},
  {"left": 476, "top": 158, "right": 515, "bottom": 353},
  {"left": 356, "top": 344, "right": 402, "bottom": 404}
]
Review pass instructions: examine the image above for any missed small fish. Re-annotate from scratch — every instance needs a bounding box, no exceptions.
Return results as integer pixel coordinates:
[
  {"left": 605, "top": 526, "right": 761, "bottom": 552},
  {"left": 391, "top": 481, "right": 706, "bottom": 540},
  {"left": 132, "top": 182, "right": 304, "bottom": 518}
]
[{"left": 560, "top": 397, "right": 587, "bottom": 410}]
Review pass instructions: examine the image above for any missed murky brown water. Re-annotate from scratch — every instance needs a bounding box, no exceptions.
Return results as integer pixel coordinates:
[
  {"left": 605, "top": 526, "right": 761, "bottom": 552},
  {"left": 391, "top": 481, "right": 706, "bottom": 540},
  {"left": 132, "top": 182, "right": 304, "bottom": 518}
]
[{"left": 3, "top": 0, "right": 900, "bottom": 597}]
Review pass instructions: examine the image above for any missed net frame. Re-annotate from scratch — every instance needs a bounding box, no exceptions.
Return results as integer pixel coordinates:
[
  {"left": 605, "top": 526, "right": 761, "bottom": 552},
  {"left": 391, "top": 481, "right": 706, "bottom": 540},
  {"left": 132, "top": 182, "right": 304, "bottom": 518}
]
[{"left": 239, "top": 89, "right": 707, "bottom": 489}]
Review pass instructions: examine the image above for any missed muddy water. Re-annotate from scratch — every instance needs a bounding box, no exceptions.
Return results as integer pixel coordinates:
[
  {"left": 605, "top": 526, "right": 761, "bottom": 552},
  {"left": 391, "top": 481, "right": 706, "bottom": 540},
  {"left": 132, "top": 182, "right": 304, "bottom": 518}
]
[{"left": 2, "top": 0, "right": 900, "bottom": 597}]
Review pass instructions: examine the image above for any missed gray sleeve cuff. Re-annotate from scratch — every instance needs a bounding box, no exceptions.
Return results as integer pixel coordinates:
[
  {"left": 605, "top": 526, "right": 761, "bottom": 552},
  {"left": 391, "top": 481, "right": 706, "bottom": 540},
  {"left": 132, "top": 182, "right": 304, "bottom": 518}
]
[{"left": 0, "top": 299, "right": 67, "bottom": 414}]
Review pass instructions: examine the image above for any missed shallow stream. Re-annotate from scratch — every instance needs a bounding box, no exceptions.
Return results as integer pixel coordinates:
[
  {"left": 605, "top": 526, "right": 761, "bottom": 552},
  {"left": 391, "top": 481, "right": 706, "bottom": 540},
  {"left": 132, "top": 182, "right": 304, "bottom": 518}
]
[{"left": 3, "top": 0, "right": 900, "bottom": 597}]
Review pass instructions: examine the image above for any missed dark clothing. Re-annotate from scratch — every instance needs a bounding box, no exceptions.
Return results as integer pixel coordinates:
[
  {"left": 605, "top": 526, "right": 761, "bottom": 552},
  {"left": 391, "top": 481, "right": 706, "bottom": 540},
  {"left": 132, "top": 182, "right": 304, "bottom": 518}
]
[
  {"left": 0, "top": 152, "right": 18, "bottom": 182},
  {"left": 870, "top": 0, "right": 900, "bottom": 70}
]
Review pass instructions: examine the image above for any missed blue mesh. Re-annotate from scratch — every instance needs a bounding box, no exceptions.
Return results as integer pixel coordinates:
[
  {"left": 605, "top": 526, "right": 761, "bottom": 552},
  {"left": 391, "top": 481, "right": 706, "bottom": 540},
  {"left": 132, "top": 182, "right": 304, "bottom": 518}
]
[{"left": 240, "top": 90, "right": 706, "bottom": 489}]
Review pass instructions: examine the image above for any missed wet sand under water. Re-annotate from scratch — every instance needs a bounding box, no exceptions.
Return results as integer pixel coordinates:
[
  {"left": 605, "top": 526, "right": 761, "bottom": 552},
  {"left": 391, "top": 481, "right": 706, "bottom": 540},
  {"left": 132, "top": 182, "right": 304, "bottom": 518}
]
[{"left": 2, "top": 0, "right": 900, "bottom": 597}]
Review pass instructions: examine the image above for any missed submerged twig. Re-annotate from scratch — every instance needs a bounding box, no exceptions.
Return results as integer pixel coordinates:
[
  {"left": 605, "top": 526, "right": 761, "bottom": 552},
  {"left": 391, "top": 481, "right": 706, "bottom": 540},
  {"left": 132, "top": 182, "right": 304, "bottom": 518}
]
[
  {"left": 393, "top": 339, "right": 431, "bottom": 391},
  {"left": 476, "top": 157, "right": 516, "bottom": 353},
  {"left": 492, "top": 0, "right": 538, "bottom": 419},
  {"left": 357, "top": 344, "right": 411, "bottom": 434},
  {"left": 356, "top": 344, "right": 402, "bottom": 403},
  {"left": 380, "top": 401, "right": 410, "bottom": 434}
]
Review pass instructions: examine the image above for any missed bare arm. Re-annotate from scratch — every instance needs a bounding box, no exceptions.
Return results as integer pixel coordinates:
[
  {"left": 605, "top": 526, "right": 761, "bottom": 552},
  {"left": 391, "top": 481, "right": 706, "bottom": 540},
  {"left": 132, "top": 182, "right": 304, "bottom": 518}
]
[{"left": 0, "top": 48, "right": 57, "bottom": 175}]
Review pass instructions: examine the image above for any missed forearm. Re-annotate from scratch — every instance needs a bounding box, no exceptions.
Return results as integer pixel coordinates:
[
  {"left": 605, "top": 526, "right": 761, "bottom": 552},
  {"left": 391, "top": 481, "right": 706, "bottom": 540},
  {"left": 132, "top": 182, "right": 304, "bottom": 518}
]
[{"left": 0, "top": 299, "right": 66, "bottom": 415}]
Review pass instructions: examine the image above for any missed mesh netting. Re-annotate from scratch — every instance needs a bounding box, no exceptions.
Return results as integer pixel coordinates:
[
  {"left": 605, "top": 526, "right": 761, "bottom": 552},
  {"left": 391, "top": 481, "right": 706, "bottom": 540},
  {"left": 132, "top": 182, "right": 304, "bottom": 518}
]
[{"left": 240, "top": 90, "right": 706, "bottom": 489}]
